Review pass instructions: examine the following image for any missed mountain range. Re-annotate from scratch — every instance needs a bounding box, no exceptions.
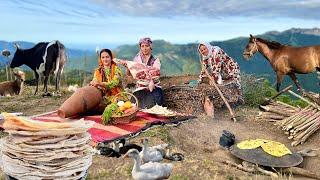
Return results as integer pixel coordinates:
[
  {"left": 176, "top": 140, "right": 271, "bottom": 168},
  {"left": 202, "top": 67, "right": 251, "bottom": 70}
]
[{"left": 1, "top": 27, "right": 320, "bottom": 91}]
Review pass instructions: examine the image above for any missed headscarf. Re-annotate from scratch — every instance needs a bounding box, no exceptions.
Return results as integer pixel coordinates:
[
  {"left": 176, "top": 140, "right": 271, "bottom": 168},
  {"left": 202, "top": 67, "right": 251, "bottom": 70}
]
[
  {"left": 135, "top": 37, "right": 158, "bottom": 67},
  {"left": 139, "top": 37, "right": 153, "bottom": 49},
  {"left": 198, "top": 42, "right": 220, "bottom": 60}
]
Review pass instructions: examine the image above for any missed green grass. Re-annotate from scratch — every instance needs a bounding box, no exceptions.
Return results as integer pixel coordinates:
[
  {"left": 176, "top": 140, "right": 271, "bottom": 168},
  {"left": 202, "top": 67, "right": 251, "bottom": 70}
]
[
  {"left": 86, "top": 169, "right": 111, "bottom": 179},
  {"left": 140, "top": 126, "right": 174, "bottom": 144},
  {"left": 242, "top": 74, "right": 308, "bottom": 107},
  {"left": 171, "top": 174, "right": 189, "bottom": 180}
]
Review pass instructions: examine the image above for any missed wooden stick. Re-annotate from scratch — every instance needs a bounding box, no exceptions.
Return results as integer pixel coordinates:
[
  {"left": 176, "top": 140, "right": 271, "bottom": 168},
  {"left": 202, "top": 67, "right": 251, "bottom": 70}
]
[
  {"left": 293, "top": 110, "right": 319, "bottom": 129},
  {"left": 300, "top": 125, "right": 319, "bottom": 144},
  {"left": 261, "top": 85, "right": 293, "bottom": 105},
  {"left": 264, "top": 104, "right": 297, "bottom": 114},
  {"left": 303, "top": 91, "right": 320, "bottom": 106},
  {"left": 276, "top": 101, "right": 300, "bottom": 111},
  {"left": 260, "top": 114, "right": 285, "bottom": 120},
  {"left": 294, "top": 121, "right": 319, "bottom": 141},
  {"left": 222, "top": 160, "right": 255, "bottom": 173},
  {"left": 202, "top": 68, "right": 237, "bottom": 122},
  {"left": 277, "top": 106, "right": 312, "bottom": 127},
  {"left": 295, "top": 112, "right": 320, "bottom": 131},
  {"left": 241, "top": 161, "right": 278, "bottom": 178},
  {"left": 282, "top": 167, "right": 320, "bottom": 179},
  {"left": 288, "top": 90, "right": 320, "bottom": 110},
  {"left": 255, "top": 165, "right": 278, "bottom": 178}
]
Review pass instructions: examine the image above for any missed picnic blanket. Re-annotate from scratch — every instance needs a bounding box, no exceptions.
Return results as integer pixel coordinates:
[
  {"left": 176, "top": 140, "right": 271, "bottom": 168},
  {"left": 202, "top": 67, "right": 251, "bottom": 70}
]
[{"left": 29, "top": 111, "right": 195, "bottom": 144}]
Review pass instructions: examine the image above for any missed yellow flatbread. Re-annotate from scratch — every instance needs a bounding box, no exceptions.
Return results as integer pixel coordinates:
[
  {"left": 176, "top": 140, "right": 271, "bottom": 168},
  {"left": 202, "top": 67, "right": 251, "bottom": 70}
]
[
  {"left": 237, "top": 139, "right": 266, "bottom": 149},
  {"left": 261, "top": 141, "right": 292, "bottom": 157}
]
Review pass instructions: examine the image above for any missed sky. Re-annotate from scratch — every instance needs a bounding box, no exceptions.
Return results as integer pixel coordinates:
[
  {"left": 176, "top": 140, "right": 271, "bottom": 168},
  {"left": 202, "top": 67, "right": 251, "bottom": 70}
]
[{"left": 1, "top": 0, "right": 319, "bottom": 50}]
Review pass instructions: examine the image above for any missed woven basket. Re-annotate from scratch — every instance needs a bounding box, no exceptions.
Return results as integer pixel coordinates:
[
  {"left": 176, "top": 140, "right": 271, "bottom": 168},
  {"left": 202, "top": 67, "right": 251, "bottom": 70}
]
[{"left": 110, "top": 92, "right": 139, "bottom": 125}]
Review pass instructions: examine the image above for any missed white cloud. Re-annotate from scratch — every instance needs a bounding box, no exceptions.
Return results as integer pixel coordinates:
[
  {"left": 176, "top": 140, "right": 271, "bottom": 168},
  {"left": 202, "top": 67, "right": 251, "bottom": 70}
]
[{"left": 90, "top": 0, "right": 320, "bottom": 19}]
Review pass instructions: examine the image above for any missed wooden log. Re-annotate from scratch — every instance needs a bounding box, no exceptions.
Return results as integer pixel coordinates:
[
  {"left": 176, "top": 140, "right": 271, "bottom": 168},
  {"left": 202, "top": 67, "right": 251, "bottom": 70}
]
[
  {"left": 255, "top": 166, "right": 279, "bottom": 178},
  {"left": 294, "top": 121, "right": 319, "bottom": 141},
  {"left": 295, "top": 112, "right": 320, "bottom": 131},
  {"left": 278, "top": 106, "right": 312, "bottom": 127},
  {"left": 303, "top": 91, "right": 320, "bottom": 106},
  {"left": 242, "top": 161, "right": 278, "bottom": 178},
  {"left": 288, "top": 90, "right": 320, "bottom": 110},
  {"left": 284, "top": 112, "right": 311, "bottom": 131},
  {"left": 222, "top": 160, "right": 278, "bottom": 178},
  {"left": 282, "top": 167, "right": 320, "bottom": 179},
  {"left": 259, "top": 118, "right": 282, "bottom": 122},
  {"left": 276, "top": 100, "right": 300, "bottom": 111},
  {"left": 260, "top": 114, "right": 285, "bottom": 120},
  {"left": 292, "top": 110, "right": 319, "bottom": 129},
  {"left": 268, "top": 102, "right": 298, "bottom": 112},
  {"left": 290, "top": 109, "right": 318, "bottom": 130},
  {"left": 222, "top": 160, "right": 255, "bottom": 173},
  {"left": 258, "top": 111, "right": 285, "bottom": 117},
  {"left": 264, "top": 105, "right": 296, "bottom": 114},
  {"left": 300, "top": 124, "right": 320, "bottom": 144},
  {"left": 291, "top": 140, "right": 300, "bottom": 146},
  {"left": 259, "top": 105, "right": 293, "bottom": 117}
]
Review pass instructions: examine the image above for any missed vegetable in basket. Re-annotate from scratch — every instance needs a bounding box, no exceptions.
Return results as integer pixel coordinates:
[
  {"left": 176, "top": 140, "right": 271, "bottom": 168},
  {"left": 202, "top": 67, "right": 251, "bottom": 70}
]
[{"left": 102, "top": 103, "right": 118, "bottom": 124}]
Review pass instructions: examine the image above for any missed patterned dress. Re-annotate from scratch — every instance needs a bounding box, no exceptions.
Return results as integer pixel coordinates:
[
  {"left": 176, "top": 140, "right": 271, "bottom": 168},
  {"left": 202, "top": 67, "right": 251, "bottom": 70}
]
[
  {"left": 132, "top": 53, "right": 161, "bottom": 91},
  {"left": 129, "top": 52, "right": 163, "bottom": 108},
  {"left": 199, "top": 45, "right": 241, "bottom": 89},
  {"left": 92, "top": 63, "right": 122, "bottom": 101}
]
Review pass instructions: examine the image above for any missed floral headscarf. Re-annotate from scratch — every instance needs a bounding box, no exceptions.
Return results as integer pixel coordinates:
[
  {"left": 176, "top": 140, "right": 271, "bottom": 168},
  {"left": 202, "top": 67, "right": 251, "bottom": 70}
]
[
  {"left": 198, "top": 42, "right": 219, "bottom": 60},
  {"left": 139, "top": 37, "right": 153, "bottom": 49},
  {"left": 134, "top": 37, "right": 158, "bottom": 66}
]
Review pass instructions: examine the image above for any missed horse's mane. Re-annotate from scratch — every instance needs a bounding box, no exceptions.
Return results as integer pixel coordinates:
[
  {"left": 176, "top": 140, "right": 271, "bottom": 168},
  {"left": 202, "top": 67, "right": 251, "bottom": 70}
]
[{"left": 256, "top": 37, "right": 285, "bottom": 49}]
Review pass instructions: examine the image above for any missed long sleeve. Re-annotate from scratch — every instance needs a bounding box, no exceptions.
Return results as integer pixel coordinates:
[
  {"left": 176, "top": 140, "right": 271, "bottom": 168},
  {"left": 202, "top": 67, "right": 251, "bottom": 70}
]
[
  {"left": 92, "top": 68, "right": 101, "bottom": 82},
  {"left": 199, "top": 61, "right": 207, "bottom": 82},
  {"left": 218, "top": 48, "right": 239, "bottom": 80},
  {"left": 148, "top": 58, "right": 161, "bottom": 79}
]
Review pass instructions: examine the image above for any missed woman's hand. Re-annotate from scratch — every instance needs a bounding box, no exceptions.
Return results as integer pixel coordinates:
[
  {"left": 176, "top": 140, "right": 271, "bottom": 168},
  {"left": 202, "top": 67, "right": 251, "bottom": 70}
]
[
  {"left": 113, "top": 58, "right": 127, "bottom": 67},
  {"left": 148, "top": 80, "right": 155, "bottom": 92},
  {"left": 90, "top": 80, "right": 104, "bottom": 88},
  {"left": 89, "top": 80, "right": 99, "bottom": 86}
]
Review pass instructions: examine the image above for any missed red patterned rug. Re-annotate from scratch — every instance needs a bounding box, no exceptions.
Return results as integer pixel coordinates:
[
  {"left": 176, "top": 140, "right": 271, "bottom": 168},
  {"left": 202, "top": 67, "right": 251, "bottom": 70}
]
[{"left": 28, "top": 111, "right": 195, "bottom": 144}]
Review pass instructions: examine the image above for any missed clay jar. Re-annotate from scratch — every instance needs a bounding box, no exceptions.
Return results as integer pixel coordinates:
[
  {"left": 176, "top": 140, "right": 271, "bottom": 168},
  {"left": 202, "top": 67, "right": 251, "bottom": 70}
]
[{"left": 58, "top": 86, "right": 103, "bottom": 118}]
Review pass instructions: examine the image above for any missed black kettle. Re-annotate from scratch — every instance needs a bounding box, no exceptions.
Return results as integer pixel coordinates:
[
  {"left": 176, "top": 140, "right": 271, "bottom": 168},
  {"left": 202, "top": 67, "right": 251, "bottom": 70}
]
[{"left": 219, "top": 130, "right": 235, "bottom": 149}]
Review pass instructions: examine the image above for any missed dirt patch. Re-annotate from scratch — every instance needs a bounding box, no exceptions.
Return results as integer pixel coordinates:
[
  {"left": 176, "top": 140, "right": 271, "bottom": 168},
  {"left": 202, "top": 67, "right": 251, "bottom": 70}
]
[{"left": 0, "top": 85, "right": 319, "bottom": 179}]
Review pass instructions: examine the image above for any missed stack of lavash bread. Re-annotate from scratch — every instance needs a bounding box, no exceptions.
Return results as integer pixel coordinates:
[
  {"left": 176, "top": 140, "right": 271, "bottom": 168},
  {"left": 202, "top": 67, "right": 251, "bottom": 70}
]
[{"left": 0, "top": 113, "right": 94, "bottom": 180}]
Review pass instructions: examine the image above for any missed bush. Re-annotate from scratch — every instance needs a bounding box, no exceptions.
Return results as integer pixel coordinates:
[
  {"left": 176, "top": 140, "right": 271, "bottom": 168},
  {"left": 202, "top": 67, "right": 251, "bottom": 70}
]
[{"left": 242, "top": 74, "right": 308, "bottom": 107}]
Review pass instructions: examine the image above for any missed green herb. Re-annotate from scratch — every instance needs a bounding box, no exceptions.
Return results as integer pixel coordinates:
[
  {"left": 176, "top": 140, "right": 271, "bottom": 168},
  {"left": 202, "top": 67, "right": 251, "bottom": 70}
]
[{"left": 102, "top": 103, "right": 117, "bottom": 124}]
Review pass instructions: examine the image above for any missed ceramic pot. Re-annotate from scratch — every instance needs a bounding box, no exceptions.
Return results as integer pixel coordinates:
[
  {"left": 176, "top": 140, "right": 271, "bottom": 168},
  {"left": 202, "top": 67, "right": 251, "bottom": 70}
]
[{"left": 58, "top": 86, "right": 103, "bottom": 118}]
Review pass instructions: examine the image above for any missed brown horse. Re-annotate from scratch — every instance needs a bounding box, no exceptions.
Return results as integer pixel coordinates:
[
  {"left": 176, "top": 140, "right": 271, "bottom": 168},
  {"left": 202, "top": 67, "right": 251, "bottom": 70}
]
[{"left": 243, "top": 34, "right": 320, "bottom": 91}]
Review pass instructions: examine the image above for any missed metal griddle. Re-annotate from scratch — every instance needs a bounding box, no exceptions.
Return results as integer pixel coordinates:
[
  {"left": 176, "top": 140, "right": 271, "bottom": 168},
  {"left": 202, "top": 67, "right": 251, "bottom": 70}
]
[{"left": 230, "top": 145, "right": 303, "bottom": 168}]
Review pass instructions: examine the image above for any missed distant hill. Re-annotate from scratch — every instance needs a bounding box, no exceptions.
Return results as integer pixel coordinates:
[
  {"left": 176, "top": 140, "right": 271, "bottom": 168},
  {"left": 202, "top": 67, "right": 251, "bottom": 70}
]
[
  {"left": 113, "top": 28, "right": 320, "bottom": 91},
  {"left": 1, "top": 27, "right": 320, "bottom": 91}
]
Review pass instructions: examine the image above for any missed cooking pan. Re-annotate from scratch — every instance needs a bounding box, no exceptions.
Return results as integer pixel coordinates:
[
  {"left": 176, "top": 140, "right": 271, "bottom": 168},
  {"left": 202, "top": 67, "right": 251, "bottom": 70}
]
[{"left": 229, "top": 145, "right": 303, "bottom": 167}]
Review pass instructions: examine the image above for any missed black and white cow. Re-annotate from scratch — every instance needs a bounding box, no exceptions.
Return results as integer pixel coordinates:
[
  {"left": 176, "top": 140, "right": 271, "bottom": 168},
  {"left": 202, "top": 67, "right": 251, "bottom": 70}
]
[{"left": 10, "top": 40, "right": 67, "bottom": 95}]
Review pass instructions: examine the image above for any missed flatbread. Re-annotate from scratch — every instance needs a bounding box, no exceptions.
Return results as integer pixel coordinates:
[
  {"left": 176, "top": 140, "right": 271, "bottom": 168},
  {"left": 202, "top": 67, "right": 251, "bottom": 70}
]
[
  {"left": 237, "top": 139, "right": 267, "bottom": 149},
  {"left": 2, "top": 113, "right": 94, "bottom": 132},
  {"left": 0, "top": 113, "right": 93, "bottom": 180},
  {"left": 261, "top": 141, "right": 292, "bottom": 157}
]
